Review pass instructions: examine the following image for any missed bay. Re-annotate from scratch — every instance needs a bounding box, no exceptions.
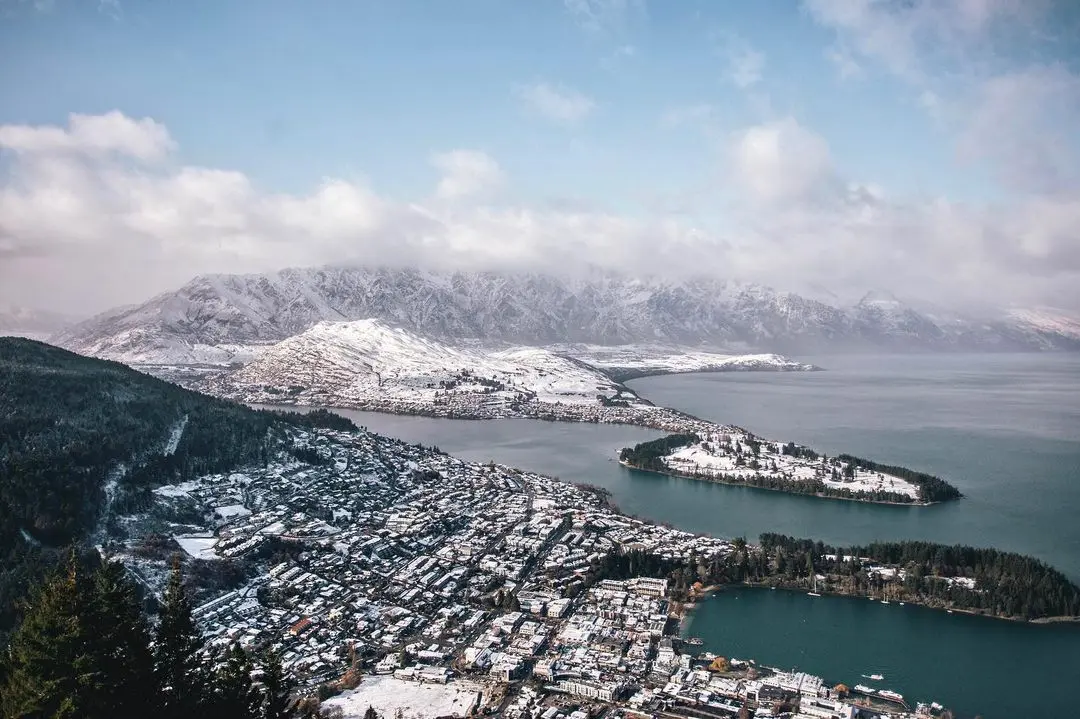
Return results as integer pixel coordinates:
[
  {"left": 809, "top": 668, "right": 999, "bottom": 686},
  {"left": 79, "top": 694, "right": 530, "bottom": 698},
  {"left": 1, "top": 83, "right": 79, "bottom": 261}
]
[{"left": 685, "top": 587, "right": 1080, "bottom": 718}]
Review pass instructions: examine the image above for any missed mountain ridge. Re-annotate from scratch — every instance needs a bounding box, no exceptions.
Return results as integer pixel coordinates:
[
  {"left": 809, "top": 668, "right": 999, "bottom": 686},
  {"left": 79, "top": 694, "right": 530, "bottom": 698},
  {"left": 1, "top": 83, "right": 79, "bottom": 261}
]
[{"left": 52, "top": 266, "right": 1080, "bottom": 362}]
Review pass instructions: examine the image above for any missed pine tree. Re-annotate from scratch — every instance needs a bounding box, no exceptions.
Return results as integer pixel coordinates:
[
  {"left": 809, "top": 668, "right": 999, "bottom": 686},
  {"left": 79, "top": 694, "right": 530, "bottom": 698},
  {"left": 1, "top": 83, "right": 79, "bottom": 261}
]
[
  {"left": 0, "top": 552, "right": 93, "bottom": 719},
  {"left": 209, "top": 643, "right": 260, "bottom": 719},
  {"left": 261, "top": 648, "right": 295, "bottom": 719},
  {"left": 84, "top": 559, "right": 158, "bottom": 717},
  {"left": 154, "top": 555, "right": 207, "bottom": 719}
]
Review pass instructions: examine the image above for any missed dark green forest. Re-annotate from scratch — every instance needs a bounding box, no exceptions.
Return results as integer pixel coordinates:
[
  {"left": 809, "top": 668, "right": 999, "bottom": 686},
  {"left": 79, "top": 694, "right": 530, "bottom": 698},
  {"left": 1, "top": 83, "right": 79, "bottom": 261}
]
[
  {"left": 757, "top": 534, "right": 1080, "bottom": 620},
  {"left": 0, "top": 338, "right": 354, "bottom": 641},
  {"left": 618, "top": 433, "right": 699, "bottom": 471},
  {"left": 0, "top": 554, "right": 329, "bottom": 719},
  {"left": 587, "top": 536, "right": 1080, "bottom": 620}
]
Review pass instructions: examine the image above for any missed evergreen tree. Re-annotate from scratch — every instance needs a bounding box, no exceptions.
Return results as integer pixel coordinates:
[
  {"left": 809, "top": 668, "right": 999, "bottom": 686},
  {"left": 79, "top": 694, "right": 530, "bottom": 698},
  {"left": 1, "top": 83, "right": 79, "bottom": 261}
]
[
  {"left": 261, "top": 649, "right": 295, "bottom": 719},
  {"left": 209, "top": 643, "right": 260, "bottom": 719},
  {"left": 84, "top": 559, "right": 157, "bottom": 717},
  {"left": 0, "top": 553, "right": 93, "bottom": 719},
  {"left": 154, "top": 556, "right": 207, "bottom": 719}
]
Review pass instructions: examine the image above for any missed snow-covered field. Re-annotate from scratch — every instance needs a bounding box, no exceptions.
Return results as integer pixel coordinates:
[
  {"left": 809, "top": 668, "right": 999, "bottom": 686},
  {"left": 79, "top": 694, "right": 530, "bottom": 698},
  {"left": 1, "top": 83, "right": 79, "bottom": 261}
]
[
  {"left": 321, "top": 676, "right": 482, "bottom": 718},
  {"left": 173, "top": 534, "right": 219, "bottom": 560},
  {"left": 661, "top": 432, "right": 921, "bottom": 500},
  {"left": 558, "top": 344, "right": 818, "bottom": 376}
]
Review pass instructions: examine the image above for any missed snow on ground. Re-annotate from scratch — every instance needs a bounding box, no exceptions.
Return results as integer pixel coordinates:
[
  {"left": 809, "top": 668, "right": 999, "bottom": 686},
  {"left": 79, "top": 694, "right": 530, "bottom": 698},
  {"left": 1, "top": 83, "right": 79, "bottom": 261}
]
[
  {"left": 162, "top": 415, "right": 189, "bottom": 455},
  {"left": 204, "top": 319, "right": 644, "bottom": 409},
  {"left": 663, "top": 432, "right": 920, "bottom": 500},
  {"left": 174, "top": 534, "right": 219, "bottom": 560},
  {"left": 153, "top": 480, "right": 202, "bottom": 498},
  {"left": 321, "top": 676, "right": 482, "bottom": 718},
  {"left": 213, "top": 504, "right": 252, "bottom": 520}
]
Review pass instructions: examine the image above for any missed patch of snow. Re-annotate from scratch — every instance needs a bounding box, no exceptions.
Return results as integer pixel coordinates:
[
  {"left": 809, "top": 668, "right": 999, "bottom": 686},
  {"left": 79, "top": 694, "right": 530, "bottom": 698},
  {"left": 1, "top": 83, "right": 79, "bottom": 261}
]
[
  {"left": 153, "top": 480, "right": 201, "bottom": 498},
  {"left": 174, "top": 534, "right": 219, "bottom": 560},
  {"left": 163, "top": 415, "right": 189, "bottom": 456},
  {"left": 213, "top": 504, "right": 252, "bottom": 520},
  {"left": 321, "top": 675, "right": 482, "bottom": 718}
]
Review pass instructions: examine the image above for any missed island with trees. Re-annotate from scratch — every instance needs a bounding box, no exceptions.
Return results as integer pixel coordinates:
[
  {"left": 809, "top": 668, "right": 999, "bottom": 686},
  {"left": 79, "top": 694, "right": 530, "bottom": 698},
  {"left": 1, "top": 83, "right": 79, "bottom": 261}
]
[{"left": 619, "top": 432, "right": 962, "bottom": 505}]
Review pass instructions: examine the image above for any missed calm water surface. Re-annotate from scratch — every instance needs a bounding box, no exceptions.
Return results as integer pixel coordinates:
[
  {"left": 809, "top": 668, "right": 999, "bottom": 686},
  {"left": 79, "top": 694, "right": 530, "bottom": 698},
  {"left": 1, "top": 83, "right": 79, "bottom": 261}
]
[
  {"left": 281, "top": 352, "right": 1079, "bottom": 717},
  {"left": 686, "top": 587, "right": 1080, "bottom": 719}
]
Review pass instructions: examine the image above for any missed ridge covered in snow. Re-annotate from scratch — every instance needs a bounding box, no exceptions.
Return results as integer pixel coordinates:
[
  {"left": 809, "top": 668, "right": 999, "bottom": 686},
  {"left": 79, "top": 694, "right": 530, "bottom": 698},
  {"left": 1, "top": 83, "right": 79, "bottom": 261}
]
[
  {"left": 201, "top": 319, "right": 651, "bottom": 413},
  {"left": 52, "top": 266, "right": 1080, "bottom": 363}
]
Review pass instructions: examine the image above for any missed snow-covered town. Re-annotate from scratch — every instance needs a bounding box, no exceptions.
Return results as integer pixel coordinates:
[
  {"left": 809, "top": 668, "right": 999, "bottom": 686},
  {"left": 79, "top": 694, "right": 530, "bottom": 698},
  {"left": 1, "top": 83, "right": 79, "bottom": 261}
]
[{"left": 110, "top": 424, "right": 948, "bottom": 718}]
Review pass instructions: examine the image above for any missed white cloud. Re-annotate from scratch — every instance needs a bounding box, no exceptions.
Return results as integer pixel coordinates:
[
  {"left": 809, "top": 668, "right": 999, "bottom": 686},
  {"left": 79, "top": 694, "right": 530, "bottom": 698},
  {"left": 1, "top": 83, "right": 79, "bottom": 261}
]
[
  {"left": 431, "top": 150, "right": 504, "bottom": 201},
  {"left": 514, "top": 82, "right": 595, "bottom": 124},
  {"left": 563, "top": 0, "right": 645, "bottom": 37},
  {"left": 729, "top": 118, "right": 835, "bottom": 204},
  {"left": 804, "top": 0, "right": 1039, "bottom": 81},
  {"left": 1, "top": 111, "right": 1078, "bottom": 316},
  {"left": 0, "top": 110, "right": 174, "bottom": 161},
  {"left": 957, "top": 65, "right": 1080, "bottom": 195},
  {"left": 720, "top": 36, "right": 765, "bottom": 88}
]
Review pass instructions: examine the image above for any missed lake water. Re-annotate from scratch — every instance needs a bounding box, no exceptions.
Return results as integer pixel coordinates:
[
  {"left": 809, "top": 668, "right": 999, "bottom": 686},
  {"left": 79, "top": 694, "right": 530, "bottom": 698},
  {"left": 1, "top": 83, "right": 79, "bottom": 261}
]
[
  {"left": 283, "top": 352, "right": 1080, "bottom": 717},
  {"left": 685, "top": 587, "right": 1080, "bottom": 718}
]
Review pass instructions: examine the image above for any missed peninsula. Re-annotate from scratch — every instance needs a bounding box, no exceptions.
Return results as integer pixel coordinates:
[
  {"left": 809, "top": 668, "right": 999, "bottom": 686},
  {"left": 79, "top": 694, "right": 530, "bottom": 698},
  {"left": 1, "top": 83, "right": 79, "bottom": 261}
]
[{"left": 190, "top": 319, "right": 962, "bottom": 506}]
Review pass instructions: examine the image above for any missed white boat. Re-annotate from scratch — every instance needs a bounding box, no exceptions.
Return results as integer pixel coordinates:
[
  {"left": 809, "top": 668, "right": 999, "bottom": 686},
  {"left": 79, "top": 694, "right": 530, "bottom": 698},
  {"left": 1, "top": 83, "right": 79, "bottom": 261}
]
[
  {"left": 807, "top": 592, "right": 821, "bottom": 597},
  {"left": 854, "top": 684, "right": 876, "bottom": 694},
  {"left": 878, "top": 690, "right": 905, "bottom": 703},
  {"left": 881, "top": 600, "right": 890, "bottom": 604},
  {"left": 862, "top": 673, "right": 885, "bottom": 681}
]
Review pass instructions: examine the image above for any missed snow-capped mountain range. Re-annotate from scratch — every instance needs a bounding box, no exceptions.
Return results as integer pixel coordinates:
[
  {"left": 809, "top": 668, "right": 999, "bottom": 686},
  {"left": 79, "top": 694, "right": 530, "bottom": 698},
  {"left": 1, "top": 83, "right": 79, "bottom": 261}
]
[{"left": 52, "top": 266, "right": 1080, "bottom": 363}]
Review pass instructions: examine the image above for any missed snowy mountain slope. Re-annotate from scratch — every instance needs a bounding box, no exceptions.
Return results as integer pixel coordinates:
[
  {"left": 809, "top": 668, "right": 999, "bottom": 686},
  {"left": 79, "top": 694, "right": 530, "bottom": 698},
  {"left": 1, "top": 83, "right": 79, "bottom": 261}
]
[
  {"left": 200, "top": 319, "right": 648, "bottom": 411},
  {"left": 52, "top": 266, "right": 1080, "bottom": 361}
]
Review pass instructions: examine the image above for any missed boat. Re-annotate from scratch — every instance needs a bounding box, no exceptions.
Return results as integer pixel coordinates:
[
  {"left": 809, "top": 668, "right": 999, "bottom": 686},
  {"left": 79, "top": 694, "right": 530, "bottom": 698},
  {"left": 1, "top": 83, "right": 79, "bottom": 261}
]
[
  {"left": 853, "top": 684, "right": 876, "bottom": 695},
  {"left": 862, "top": 674, "right": 885, "bottom": 681},
  {"left": 878, "top": 690, "right": 905, "bottom": 703},
  {"left": 899, "top": 602, "right": 905, "bottom": 606},
  {"left": 685, "top": 637, "right": 703, "bottom": 646},
  {"left": 807, "top": 592, "right": 821, "bottom": 597},
  {"left": 881, "top": 600, "right": 890, "bottom": 604}
]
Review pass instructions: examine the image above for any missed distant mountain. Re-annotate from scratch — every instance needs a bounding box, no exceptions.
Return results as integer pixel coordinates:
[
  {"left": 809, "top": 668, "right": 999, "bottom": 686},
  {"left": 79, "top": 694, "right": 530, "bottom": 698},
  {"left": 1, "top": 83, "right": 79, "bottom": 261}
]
[
  {"left": 0, "top": 305, "right": 76, "bottom": 340},
  {"left": 52, "top": 266, "right": 1080, "bottom": 363}
]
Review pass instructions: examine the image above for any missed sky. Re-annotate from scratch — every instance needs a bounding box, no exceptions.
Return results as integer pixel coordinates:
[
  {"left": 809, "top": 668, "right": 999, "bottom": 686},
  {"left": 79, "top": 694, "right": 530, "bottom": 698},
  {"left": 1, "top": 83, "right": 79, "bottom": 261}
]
[{"left": 1, "top": 0, "right": 1079, "bottom": 316}]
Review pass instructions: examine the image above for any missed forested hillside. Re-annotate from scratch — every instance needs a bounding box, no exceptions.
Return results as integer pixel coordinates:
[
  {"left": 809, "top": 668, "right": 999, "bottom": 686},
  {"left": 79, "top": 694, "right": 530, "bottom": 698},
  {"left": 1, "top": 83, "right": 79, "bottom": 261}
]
[{"left": 0, "top": 338, "right": 353, "bottom": 640}]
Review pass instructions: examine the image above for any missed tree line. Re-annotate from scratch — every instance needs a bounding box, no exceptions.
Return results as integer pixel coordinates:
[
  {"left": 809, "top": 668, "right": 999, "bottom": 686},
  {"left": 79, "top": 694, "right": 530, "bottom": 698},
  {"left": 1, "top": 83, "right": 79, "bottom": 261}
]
[
  {"left": 585, "top": 535, "right": 1080, "bottom": 620},
  {"left": 618, "top": 433, "right": 700, "bottom": 471},
  {"left": 0, "top": 553, "right": 343, "bottom": 719},
  {"left": 757, "top": 534, "right": 1080, "bottom": 619}
]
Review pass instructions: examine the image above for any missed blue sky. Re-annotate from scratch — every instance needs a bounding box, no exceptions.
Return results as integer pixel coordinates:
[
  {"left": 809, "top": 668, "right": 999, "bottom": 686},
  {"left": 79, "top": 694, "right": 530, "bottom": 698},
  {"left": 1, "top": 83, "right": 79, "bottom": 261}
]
[{"left": 1, "top": 0, "right": 1079, "bottom": 313}]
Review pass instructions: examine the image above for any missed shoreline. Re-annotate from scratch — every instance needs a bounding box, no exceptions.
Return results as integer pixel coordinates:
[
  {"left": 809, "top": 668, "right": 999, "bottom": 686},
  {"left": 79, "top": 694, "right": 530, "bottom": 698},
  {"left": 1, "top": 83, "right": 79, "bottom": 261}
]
[
  {"left": 686, "top": 582, "right": 1080, "bottom": 626},
  {"left": 249, "top": 396, "right": 957, "bottom": 507},
  {"left": 618, "top": 460, "right": 939, "bottom": 507}
]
